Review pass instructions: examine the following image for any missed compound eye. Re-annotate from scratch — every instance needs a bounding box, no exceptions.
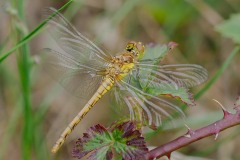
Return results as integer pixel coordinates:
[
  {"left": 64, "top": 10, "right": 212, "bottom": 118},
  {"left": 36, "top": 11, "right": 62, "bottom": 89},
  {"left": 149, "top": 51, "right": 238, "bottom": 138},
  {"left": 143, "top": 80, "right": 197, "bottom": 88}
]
[
  {"left": 126, "top": 41, "right": 137, "bottom": 52},
  {"left": 126, "top": 43, "right": 134, "bottom": 52}
]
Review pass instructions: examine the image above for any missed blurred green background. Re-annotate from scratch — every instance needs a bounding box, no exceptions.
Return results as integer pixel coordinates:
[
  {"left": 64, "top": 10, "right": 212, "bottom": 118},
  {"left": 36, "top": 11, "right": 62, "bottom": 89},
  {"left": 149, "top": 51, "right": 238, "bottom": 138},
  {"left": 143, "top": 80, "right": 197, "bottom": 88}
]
[{"left": 0, "top": 0, "right": 240, "bottom": 159}]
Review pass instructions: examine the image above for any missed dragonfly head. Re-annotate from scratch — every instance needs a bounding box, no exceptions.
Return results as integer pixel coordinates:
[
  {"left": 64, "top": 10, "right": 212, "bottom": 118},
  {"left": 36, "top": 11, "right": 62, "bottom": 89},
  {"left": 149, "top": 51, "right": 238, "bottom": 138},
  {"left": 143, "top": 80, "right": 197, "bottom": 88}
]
[{"left": 125, "top": 41, "right": 145, "bottom": 59}]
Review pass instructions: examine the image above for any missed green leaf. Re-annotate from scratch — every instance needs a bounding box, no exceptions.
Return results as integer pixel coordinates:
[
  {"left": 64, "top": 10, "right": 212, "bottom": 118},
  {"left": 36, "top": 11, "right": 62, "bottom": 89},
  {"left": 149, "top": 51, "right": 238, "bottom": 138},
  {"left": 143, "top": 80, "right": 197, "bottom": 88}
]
[
  {"left": 142, "top": 80, "right": 194, "bottom": 106},
  {"left": 110, "top": 122, "right": 148, "bottom": 159},
  {"left": 73, "top": 122, "right": 148, "bottom": 160},
  {"left": 143, "top": 44, "right": 168, "bottom": 61},
  {"left": 142, "top": 42, "right": 178, "bottom": 63},
  {"left": 143, "top": 44, "right": 166, "bottom": 61},
  {"left": 139, "top": 41, "right": 195, "bottom": 106},
  {"left": 216, "top": 14, "right": 240, "bottom": 44},
  {"left": 73, "top": 124, "right": 112, "bottom": 160}
]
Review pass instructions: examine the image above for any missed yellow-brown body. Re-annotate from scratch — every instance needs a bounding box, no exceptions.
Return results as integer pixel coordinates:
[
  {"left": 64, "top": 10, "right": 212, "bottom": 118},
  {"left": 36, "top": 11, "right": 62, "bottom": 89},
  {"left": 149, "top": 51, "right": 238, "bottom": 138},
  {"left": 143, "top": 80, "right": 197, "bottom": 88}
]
[{"left": 51, "top": 42, "right": 143, "bottom": 153}]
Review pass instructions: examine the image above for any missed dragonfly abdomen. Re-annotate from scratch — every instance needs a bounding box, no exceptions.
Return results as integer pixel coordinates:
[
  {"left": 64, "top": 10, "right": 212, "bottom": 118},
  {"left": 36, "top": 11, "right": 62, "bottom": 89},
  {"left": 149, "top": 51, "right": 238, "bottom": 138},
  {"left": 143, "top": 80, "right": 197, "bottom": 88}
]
[{"left": 51, "top": 77, "right": 115, "bottom": 153}]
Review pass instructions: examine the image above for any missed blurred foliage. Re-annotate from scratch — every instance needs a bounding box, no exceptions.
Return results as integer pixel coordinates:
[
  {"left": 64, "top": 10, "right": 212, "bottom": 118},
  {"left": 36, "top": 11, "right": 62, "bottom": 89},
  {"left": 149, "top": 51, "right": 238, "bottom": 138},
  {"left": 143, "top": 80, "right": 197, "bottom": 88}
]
[
  {"left": 144, "top": 0, "right": 197, "bottom": 36},
  {"left": 216, "top": 14, "right": 240, "bottom": 44},
  {"left": 0, "top": 0, "right": 240, "bottom": 160}
]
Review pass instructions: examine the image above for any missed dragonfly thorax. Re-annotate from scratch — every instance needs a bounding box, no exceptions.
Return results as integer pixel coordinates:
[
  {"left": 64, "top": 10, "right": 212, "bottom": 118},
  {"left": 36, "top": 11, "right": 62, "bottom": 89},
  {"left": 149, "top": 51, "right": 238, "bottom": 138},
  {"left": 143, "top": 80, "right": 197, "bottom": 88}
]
[
  {"left": 105, "top": 41, "right": 145, "bottom": 80},
  {"left": 106, "top": 53, "right": 135, "bottom": 80}
]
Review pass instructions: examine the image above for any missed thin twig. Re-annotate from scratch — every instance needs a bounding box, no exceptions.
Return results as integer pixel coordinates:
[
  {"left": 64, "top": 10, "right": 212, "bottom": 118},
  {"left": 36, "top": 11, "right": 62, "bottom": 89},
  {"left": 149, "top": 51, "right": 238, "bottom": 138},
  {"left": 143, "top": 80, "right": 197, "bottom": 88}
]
[{"left": 144, "top": 99, "right": 240, "bottom": 159}]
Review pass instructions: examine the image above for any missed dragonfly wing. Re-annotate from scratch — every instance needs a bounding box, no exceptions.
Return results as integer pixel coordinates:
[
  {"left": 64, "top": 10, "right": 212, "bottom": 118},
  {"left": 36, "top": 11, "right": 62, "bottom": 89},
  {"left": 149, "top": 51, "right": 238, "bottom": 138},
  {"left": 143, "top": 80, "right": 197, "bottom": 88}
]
[
  {"left": 114, "top": 63, "right": 207, "bottom": 126},
  {"left": 39, "top": 48, "right": 104, "bottom": 100},
  {"left": 113, "top": 80, "right": 185, "bottom": 127},
  {"left": 44, "top": 8, "right": 112, "bottom": 65},
  {"left": 136, "top": 63, "right": 208, "bottom": 88}
]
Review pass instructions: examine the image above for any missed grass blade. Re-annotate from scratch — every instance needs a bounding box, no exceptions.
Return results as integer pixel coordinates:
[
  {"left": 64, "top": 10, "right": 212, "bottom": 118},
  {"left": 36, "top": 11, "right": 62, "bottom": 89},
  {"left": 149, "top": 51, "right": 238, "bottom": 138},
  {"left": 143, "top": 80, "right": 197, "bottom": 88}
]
[{"left": 0, "top": 0, "right": 74, "bottom": 63}]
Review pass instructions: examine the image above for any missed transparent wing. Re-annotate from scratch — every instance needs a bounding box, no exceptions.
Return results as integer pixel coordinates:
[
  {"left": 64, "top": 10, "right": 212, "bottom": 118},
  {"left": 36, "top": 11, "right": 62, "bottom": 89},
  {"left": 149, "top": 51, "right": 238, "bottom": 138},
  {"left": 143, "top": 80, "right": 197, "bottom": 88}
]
[
  {"left": 111, "top": 62, "right": 207, "bottom": 127},
  {"left": 44, "top": 8, "right": 112, "bottom": 65},
  {"left": 39, "top": 48, "right": 104, "bottom": 100},
  {"left": 112, "top": 80, "right": 185, "bottom": 127},
  {"left": 39, "top": 8, "right": 114, "bottom": 99},
  {"left": 136, "top": 63, "right": 208, "bottom": 88}
]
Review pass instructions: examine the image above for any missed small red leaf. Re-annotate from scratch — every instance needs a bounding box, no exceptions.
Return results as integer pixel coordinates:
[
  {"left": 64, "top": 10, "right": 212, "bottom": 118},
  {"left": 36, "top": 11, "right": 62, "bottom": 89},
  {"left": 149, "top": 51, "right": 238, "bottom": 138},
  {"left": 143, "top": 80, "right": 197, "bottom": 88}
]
[
  {"left": 73, "top": 121, "right": 148, "bottom": 160},
  {"left": 72, "top": 124, "right": 111, "bottom": 159}
]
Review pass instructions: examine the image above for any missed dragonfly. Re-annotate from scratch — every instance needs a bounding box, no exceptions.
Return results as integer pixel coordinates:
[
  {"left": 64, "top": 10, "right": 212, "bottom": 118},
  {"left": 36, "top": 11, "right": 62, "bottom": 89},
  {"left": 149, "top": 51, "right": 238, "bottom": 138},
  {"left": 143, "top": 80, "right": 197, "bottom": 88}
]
[{"left": 40, "top": 8, "right": 208, "bottom": 153}]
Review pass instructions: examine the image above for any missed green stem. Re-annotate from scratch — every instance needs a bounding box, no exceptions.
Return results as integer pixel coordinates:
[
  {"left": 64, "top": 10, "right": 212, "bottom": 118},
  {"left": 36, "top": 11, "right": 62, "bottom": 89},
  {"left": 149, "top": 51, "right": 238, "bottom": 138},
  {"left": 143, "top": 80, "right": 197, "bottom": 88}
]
[
  {"left": 15, "top": 0, "right": 33, "bottom": 159},
  {"left": 0, "top": 0, "right": 74, "bottom": 63}
]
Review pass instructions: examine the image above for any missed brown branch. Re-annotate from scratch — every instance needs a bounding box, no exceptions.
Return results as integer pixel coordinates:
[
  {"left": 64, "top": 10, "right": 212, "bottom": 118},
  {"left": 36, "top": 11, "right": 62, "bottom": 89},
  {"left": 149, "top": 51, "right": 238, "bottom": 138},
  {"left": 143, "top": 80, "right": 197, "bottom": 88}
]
[{"left": 144, "top": 102, "right": 240, "bottom": 160}]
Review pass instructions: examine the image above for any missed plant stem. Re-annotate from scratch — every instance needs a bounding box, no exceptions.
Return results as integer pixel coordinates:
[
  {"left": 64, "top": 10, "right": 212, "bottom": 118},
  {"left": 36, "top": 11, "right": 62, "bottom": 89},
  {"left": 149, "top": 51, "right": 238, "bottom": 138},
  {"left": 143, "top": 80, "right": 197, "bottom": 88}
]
[
  {"left": 0, "top": 0, "right": 74, "bottom": 63},
  {"left": 144, "top": 102, "right": 240, "bottom": 159},
  {"left": 14, "top": 0, "right": 33, "bottom": 159}
]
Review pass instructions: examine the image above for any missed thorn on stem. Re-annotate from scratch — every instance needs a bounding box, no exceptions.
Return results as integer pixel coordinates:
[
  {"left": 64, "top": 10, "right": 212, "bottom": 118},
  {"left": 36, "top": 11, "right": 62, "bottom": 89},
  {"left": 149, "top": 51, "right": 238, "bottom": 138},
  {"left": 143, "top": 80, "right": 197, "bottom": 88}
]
[
  {"left": 213, "top": 123, "right": 220, "bottom": 140},
  {"left": 184, "top": 124, "right": 194, "bottom": 138},
  {"left": 214, "top": 132, "right": 219, "bottom": 140},
  {"left": 212, "top": 99, "right": 231, "bottom": 118},
  {"left": 166, "top": 152, "right": 172, "bottom": 160}
]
